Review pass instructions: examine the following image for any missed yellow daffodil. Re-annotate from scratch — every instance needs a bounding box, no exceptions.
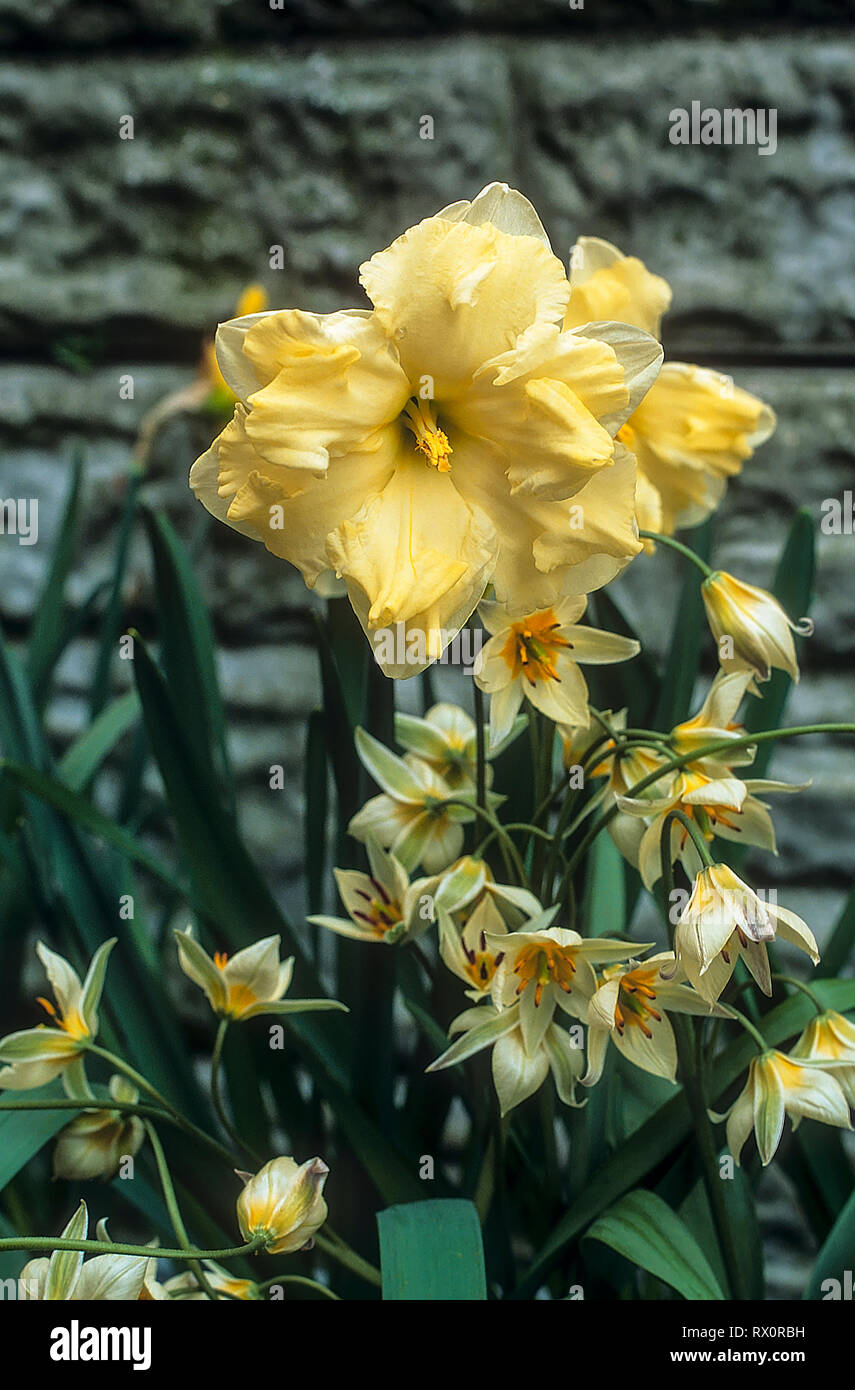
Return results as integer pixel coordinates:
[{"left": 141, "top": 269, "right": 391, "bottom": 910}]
[
  {"left": 348, "top": 727, "right": 475, "bottom": 873},
  {"left": 475, "top": 596, "right": 640, "bottom": 747},
  {"left": 191, "top": 183, "right": 663, "bottom": 675},
  {"left": 174, "top": 929, "right": 345, "bottom": 1021},
  {"left": 0, "top": 939, "right": 115, "bottom": 1091},
  {"left": 702, "top": 570, "right": 813, "bottom": 683},
  {"left": 711, "top": 1049, "right": 850, "bottom": 1166},
  {"left": 791, "top": 1011, "right": 855, "bottom": 1106},
  {"left": 20, "top": 1204, "right": 149, "bottom": 1301},
  {"left": 674, "top": 865, "right": 819, "bottom": 1004},
  {"left": 615, "top": 672, "right": 808, "bottom": 888},
  {"left": 236, "top": 1156, "right": 329, "bottom": 1255},
  {"left": 426, "top": 1002, "right": 584, "bottom": 1116},
  {"left": 202, "top": 284, "right": 269, "bottom": 414},
  {"left": 53, "top": 1073, "right": 145, "bottom": 1182},
  {"left": 565, "top": 236, "right": 775, "bottom": 536},
  {"left": 488, "top": 915, "right": 646, "bottom": 1057},
  {"left": 308, "top": 837, "right": 481, "bottom": 945},
  {"left": 582, "top": 952, "right": 727, "bottom": 1085}
]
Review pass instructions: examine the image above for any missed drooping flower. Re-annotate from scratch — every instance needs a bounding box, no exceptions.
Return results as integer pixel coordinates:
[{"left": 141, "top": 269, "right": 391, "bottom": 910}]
[
  {"left": 174, "top": 929, "right": 346, "bottom": 1021},
  {"left": 711, "top": 1049, "right": 850, "bottom": 1166},
  {"left": 191, "top": 184, "right": 663, "bottom": 675},
  {"left": 19, "top": 1203, "right": 149, "bottom": 1301},
  {"left": 565, "top": 236, "right": 775, "bottom": 536},
  {"left": 791, "top": 1012, "right": 855, "bottom": 1106},
  {"left": 308, "top": 838, "right": 483, "bottom": 945},
  {"left": 582, "top": 952, "right": 728, "bottom": 1086},
  {"left": 615, "top": 671, "right": 808, "bottom": 888},
  {"left": 674, "top": 864, "right": 819, "bottom": 1004},
  {"left": 0, "top": 939, "right": 115, "bottom": 1092},
  {"left": 348, "top": 727, "right": 475, "bottom": 873},
  {"left": 236, "top": 1156, "right": 329, "bottom": 1255},
  {"left": 53, "top": 1073, "right": 145, "bottom": 1182},
  {"left": 474, "top": 596, "right": 640, "bottom": 747},
  {"left": 426, "top": 1002, "right": 585, "bottom": 1116},
  {"left": 156, "top": 1263, "right": 258, "bottom": 1301},
  {"left": 702, "top": 570, "right": 813, "bottom": 684}
]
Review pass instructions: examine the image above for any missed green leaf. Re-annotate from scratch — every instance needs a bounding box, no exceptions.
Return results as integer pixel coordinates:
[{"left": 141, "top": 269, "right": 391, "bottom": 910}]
[
  {"left": 821, "top": 882, "right": 855, "bottom": 978},
  {"left": 143, "top": 509, "right": 233, "bottom": 808},
  {"left": 585, "top": 1188, "right": 725, "bottom": 1300},
  {"left": 26, "top": 452, "right": 84, "bottom": 702},
  {"left": 581, "top": 830, "right": 625, "bottom": 937},
  {"left": 304, "top": 710, "right": 328, "bottom": 917},
  {"left": 654, "top": 518, "right": 713, "bottom": 730},
  {"left": 58, "top": 691, "right": 141, "bottom": 793},
  {"left": 0, "top": 1083, "right": 70, "bottom": 1190},
  {"left": 377, "top": 1199, "right": 487, "bottom": 1300},
  {"left": 89, "top": 464, "right": 143, "bottom": 718},
  {"left": 806, "top": 1184, "right": 855, "bottom": 1300},
  {"left": 743, "top": 509, "right": 815, "bottom": 777}
]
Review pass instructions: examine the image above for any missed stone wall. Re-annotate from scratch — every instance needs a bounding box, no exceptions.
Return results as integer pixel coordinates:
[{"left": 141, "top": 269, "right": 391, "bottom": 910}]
[{"left": 0, "top": 1, "right": 853, "bottom": 1292}]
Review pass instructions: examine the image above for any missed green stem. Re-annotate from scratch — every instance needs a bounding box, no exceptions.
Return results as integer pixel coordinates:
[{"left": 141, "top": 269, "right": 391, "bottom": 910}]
[
  {"left": 638, "top": 530, "right": 714, "bottom": 578},
  {"left": 564, "top": 724, "right": 855, "bottom": 878},
  {"left": 210, "top": 1020, "right": 263, "bottom": 1164},
  {"left": 144, "top": 1121, "right": 219, "bottom": 1302},
  {"left": 773, "top": 973, "right": 827, "bottom": 1014},
  {"left": 661, "top": 807, "right": 716, "bottom": 869},
  {"left": 443, "top": 797, "right": 527, "bottom": 886},
  {"left": 0, "top": 1236, "right": 265, "bottom": 1260},
  {"left": 255, "top": 1274, "right": 340, "bottom": 1300},
  {"left": 82, "top": 1042, "right": 237, "bottom": 1167},
  {"left": 724, "top": 1006, "right": 769, "bottom": 1053},
  {"left": 315, "top": 1230, "right": 382, "bottom": 1288}
]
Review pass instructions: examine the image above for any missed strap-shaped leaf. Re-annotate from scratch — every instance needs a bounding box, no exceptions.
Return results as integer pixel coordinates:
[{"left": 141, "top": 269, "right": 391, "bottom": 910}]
[
  {"left": 378, "top": 1200, "right": 487, "bottom": 1300},
  {"left": 585, "top": 1188, "right": 725, "bottom": 1299},
  {"left": 806, "top": 1186, "right": 855, "bottom": 1301}
]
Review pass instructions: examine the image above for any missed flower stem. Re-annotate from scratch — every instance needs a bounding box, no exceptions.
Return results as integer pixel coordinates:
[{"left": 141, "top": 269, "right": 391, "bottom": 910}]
[
  {"left": 564, "top": 724, "right": 855, "bottom": 877},
  {"left": 724, "top": 1006, "right": 770, "bottom": 1053},
  {"left": 144, "top": 1121, "right": 220, "bottom": 1302},
  {"left": 773, "top": 973, "right": 827, "bottom": 1013},
  {"left": 0, "top": 1236, "right": 265, "bottom": 1260},
  {"left": 314, "top": 1230, "right": 382, "bottom": 1288},
  {"left": 210, "top": 1020, "right": 264, "bottom": 1165},
  {"left": 638, "top": 530, "right": 714, "bottom": 578},
  {"left": 473, "top": 679, "right": 487, "bottom": 818},
  {"left": 255, "top": 1274, "right": 340, "bottom": 1300},
  {"left": 82, "top": 1042, "right": 237, "bottom": 1167}
]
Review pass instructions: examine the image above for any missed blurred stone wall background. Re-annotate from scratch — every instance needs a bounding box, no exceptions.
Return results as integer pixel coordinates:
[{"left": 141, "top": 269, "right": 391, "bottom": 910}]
[{"left": 0, "top": 0, "right": 853, "bottom": 1295}]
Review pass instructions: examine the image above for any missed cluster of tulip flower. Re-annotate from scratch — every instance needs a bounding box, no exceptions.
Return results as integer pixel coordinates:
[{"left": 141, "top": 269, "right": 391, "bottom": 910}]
[{"left": 3, "top": 183, "right": 853, "bottom": 1300}]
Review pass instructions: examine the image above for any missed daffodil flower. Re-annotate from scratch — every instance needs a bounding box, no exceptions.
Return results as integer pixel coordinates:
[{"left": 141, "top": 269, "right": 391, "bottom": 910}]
[
  {"left": 20, "top": 1203, "right": 149, "bottom": 1301},
  {"left": 191, "top": 183, "right": 663, "bottom": 674},
  {"left": 565, "top": 236, "right": 775, "bottom": 537},
  {"left": 475, "top": 596, "right": 640, "bottom": 746},
  {"left": 308, "top": 837, "right": 482, "bottom": 945},
  {"left": 702, "top": 570, "right": 813, "bottom": 684},
  {"left": 236, "top": 1156, "right": 329, "bottom": 1255},
  {"left": 0, "top": 939, "right": 115, "bottom": 1092},
  {"left": 53, "top": 1073, "right": 145, "bottom": 1182},
  {"left": 174, "top": 929, "right": 346, "bottom": 1021},
  {"left": 791, "top": 1011, "right": 855, "bottom": 1106},
  {"left": 488, "top": 915, "right": 646, "bottom": 1057},
  {"left": 711, "top": 1049, "right": 850, "bottom": 1166},
  {"left": 674, "top": 865, "right": 819, "bottom": 1005},
  {"left": 582, "top": 952, "right": 728, "bottom": 1086},
  {"left": 615, "top": 672, "right": 808, "bottom": 889},
  {"left": 348, "top": 726, "right": 475, "bottom": 873},
  {"left": 426, "top": 1001, "right": 584, "bottom": 1116}
]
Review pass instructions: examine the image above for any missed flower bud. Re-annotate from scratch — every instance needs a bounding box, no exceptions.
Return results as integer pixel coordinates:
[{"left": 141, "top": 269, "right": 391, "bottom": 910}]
[
  {"left": 702, "top": 570, "right": 812, "bottom": 683},
  {"left": 236, "top": 1156, "right": 329, "bottom": 1255}
]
